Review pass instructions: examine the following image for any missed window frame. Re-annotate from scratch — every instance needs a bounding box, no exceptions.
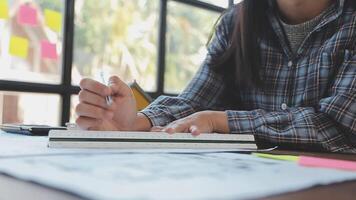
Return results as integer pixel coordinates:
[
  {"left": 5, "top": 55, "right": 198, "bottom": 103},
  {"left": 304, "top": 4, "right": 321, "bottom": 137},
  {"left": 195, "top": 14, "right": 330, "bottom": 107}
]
[{"left": 0, "top": 0, "right": 234, "bottom": 125}]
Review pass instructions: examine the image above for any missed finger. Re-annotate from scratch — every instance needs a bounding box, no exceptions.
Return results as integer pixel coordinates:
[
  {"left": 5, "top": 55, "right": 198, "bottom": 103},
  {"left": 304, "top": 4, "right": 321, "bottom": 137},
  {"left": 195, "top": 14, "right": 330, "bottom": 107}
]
[
  {"left": 151, "top": 126, "right": 164, "bottom": 132},
  {"left": 163, "top": 126, "right": 175, "bottom": 134},
  {"left": 163, "top": 122, "right": 190, "bottom": 134},
  {"left": 80, "top": 78, "right": 111, "bottom": 97},
  {"left": 76, "top": 116, "right": 102, "bottom": 130},
  {"left": 189, "top": 125, "right": 201, "bottom": 136},
  {"left": 78, "top": 90, "right": 108, "bottom": 109},
  {"left": 76, "top": 103, "right": 114, "bottom": 120},
  {"left": 108, "top": 76, "right": 132, "bottom": 97}
]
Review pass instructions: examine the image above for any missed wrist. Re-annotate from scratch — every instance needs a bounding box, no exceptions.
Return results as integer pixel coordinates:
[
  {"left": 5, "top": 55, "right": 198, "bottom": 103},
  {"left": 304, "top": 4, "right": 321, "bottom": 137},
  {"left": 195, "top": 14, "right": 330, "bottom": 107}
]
[
  {"left": 132, "top": 113, "right": 152, "bottom": 131},
  {"left": 209, "top": 111, "right": 230, "bottom": 134}
]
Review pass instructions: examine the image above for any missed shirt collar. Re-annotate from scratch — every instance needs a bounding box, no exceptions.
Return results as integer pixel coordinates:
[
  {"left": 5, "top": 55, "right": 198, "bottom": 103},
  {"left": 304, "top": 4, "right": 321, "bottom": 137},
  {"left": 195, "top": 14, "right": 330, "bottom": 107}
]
[
  {"left": 315, "top": 0, "right": 345, "bottom": 31},
  {"left": 267, "top": 0, "right": 345, "bottom": 25},
  {"left": 265, "top": 0, "right": 345, "bottom": 57}
]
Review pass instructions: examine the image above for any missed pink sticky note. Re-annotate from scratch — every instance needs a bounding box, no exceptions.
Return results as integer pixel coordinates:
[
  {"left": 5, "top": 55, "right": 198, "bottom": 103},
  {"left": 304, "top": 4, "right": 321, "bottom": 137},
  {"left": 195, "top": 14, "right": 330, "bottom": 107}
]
[
  {"left": 17, "top": 4, "right": 38, "bottom": 26},
  {"left": 41, "top": 40, "right": 58, "bottom": 60},
  {"left": 299, "top": 156, "right": 356, "bottom": 171}
]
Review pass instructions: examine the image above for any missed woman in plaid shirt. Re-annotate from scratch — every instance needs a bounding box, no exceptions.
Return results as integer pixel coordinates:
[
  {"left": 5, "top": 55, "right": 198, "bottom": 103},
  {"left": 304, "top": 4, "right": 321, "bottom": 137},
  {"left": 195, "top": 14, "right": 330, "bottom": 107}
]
[{"left": 76, "top": 0, "right": 356, "bottom": 153}]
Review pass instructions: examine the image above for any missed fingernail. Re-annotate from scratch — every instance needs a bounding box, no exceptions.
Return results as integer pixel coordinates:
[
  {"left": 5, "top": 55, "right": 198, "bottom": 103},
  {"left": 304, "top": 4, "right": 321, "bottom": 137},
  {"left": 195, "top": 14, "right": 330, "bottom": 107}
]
[
  {"left": 108, "top": 79, "right": 115, "bottom": 86},
  {"left": 190, "top": 127, "right": 200, "bottom": 136}
]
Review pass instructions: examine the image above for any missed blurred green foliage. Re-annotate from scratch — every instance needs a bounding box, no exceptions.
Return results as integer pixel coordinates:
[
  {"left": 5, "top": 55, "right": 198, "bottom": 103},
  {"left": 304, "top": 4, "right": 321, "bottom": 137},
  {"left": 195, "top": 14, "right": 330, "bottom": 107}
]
[
  {"left": 73, "top": 0, "right": 158, "bottom": 91},
  {"left": 37, "top": 0, "right": 62, "bottom": 11},
  {"left": 73, "top": 0, "right": 221, "bottom": 93},
  {"left": 165, "top": 1, "right": 220, "bottom": 93}
]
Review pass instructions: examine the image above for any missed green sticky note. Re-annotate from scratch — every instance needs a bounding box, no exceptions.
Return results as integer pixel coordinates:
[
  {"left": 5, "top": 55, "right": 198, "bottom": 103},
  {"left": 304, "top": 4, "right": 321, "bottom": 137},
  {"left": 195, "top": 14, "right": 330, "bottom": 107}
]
[{"left": 253, "top": 153, "right": 299, "bottom": 162}]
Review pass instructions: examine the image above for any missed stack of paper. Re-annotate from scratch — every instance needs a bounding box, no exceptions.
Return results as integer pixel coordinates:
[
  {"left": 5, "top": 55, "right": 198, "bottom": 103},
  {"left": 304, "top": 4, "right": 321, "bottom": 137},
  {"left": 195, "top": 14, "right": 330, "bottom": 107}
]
[{"left": 48, "top": 130, "right": 257, "bottom": 149}]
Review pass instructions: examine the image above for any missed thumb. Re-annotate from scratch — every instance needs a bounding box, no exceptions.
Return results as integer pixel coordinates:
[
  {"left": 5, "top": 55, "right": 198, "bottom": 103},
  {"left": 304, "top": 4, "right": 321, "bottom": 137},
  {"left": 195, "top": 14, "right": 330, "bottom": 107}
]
[{"left": 108, "top": 76, "right": 132, "bottom": 97}]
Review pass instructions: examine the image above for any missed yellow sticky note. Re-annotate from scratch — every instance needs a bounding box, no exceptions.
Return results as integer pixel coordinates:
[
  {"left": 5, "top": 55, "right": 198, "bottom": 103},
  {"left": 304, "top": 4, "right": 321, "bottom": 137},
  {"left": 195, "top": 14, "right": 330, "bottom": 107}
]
[
  {"left": 130, "top": 81, "right": 152, "bottom": 111},
  {"left": 44, "top": 9, "right": 62, "bottom": 32},
  {"left": 9, "top": 36, "right": 29, "bottom": 58},
  {"left": 0, "top": 0, "right": 9, "bottom": 19},
  {"left": 253, "top": 153, "right": 299, "bottom": 162},
  {"left": 132, "top": 88, "right": 150, "bottom": 111}
]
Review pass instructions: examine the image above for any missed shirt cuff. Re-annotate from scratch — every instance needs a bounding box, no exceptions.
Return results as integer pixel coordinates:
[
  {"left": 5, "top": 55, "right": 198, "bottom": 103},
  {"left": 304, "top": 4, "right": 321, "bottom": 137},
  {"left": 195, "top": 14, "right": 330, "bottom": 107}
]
[
  {"left": 226, "top": 110, "right": 264, "bottom": 134},
  {"left": 139, "top": 109, "right": 174, "bottom": 127}
]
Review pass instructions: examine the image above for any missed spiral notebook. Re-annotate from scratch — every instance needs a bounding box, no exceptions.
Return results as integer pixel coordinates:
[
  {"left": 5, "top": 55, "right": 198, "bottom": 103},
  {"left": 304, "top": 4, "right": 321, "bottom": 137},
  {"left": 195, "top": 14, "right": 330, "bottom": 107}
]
[{"left": 48, "top": 130, "right": 257, "bottom": 149}]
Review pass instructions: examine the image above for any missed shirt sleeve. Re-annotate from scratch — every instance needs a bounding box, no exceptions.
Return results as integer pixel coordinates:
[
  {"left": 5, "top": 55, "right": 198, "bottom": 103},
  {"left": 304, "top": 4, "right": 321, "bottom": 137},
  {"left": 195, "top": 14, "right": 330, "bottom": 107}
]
[
  {"left": 226, "top": 53, "right": 356, "bottom": 153},
  {"left": 140, "top": 7, "right": 236, "bottom": 127}
]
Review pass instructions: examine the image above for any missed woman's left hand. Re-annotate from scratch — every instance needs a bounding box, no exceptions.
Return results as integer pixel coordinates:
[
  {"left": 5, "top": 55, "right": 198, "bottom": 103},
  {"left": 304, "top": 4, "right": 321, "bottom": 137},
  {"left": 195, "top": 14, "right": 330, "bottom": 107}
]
[{"left": 151, "top": 111, "right": 229, "bottom": 135}]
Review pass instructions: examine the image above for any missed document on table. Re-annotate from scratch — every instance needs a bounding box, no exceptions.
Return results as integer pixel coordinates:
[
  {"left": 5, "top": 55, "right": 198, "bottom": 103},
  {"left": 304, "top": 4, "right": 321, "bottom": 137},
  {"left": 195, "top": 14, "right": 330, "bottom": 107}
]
[
  {"left": 0, "top": 153, "right": 356, "bottom": 200},
  {"left": 1, "top": 130, "right": 356, "bottom": 200}
]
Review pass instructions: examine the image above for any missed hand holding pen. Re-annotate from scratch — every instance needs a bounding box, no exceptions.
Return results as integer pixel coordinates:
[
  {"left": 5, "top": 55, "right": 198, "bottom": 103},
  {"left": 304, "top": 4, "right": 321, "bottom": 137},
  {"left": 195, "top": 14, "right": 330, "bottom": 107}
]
[{"left": 76, "top": 75, "right": 140, "bottom": 131}]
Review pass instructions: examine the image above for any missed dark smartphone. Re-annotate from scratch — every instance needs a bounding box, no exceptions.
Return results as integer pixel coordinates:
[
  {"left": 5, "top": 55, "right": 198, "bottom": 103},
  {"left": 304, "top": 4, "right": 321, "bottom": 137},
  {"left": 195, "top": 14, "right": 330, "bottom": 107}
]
[{"left": 0, "top": 124, "right": 66, "bottom": 136}]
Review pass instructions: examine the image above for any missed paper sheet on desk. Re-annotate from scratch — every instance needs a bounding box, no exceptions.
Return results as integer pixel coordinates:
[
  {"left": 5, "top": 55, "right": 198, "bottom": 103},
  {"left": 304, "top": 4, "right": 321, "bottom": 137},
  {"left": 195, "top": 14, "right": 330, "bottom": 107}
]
[
  {"left": 1, "top": 131, "right": 356, "bottom": 200},
  {"left": 0, "top": 153, "right": 356, "bottom": 200}
]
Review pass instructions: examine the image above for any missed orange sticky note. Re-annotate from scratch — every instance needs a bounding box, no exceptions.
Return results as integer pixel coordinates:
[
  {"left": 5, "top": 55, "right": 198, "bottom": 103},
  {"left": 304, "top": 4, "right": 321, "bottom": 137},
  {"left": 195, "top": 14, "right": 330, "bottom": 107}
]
[
  {"left": 41, "top": 40, "right": 58, "bottom": 60},
  {"left": 0, "top": 0, "right": 9, "bottom": 19},
  {"left": 17, "top": 4, "right": 38, "bottom": 26},
  {"left": 9, "top": 36, "right": 29, "bottom": 58},
  {"left": 299, "top": 156, "right": 356, "bottom": 171},
  {"left": 44, "top": 9, "right": 62, "bottom": 32}
]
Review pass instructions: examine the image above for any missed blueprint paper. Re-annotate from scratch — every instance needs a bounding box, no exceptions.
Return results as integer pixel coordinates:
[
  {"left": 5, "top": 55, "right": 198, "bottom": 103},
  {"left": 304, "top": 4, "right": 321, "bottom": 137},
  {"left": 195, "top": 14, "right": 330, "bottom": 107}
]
[
  {"left": 1, "top": 131, "right": 356, "bottom": 200},
  {"left": 0, "top": 153, "right": 356, "bottom": 199}
]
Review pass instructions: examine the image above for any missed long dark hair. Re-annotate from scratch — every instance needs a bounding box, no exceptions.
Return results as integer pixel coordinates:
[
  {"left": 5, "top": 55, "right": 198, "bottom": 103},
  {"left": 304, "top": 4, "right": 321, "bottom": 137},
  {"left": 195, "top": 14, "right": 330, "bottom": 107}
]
[{"left": 211, "top": 0, "right": 270, "bottom": 89}]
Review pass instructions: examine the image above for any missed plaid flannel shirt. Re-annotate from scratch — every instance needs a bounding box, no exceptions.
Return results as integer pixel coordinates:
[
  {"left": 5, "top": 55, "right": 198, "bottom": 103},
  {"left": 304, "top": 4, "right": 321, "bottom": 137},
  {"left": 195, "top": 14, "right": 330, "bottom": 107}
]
[{"left": 141, "top": 0, "right": 356, "bottom": 153}]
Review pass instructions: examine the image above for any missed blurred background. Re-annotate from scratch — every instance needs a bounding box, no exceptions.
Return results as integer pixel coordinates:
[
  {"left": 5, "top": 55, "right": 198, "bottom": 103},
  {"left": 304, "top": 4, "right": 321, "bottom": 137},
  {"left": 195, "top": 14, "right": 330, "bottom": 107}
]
[{"left": 0, "top": 0, "right": 241, "bottom": 126}]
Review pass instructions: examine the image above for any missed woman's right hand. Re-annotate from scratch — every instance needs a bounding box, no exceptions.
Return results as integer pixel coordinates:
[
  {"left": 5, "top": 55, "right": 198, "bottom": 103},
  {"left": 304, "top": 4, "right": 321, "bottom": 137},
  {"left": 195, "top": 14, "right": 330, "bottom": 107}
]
[{"left": 75, "top": 76, "right": 140, "bottom": 131}]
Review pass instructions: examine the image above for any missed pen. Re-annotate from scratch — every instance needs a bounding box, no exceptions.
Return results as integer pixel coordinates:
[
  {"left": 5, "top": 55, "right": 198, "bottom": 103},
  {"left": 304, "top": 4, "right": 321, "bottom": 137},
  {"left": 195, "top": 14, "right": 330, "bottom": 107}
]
[{"left": 100, "top": 71, "right": 113, "bottom": 106}]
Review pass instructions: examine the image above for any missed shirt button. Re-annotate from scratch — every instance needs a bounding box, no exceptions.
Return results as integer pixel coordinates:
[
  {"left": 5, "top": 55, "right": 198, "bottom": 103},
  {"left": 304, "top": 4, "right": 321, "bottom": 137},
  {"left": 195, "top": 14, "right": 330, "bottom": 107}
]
[
  {"left": 281, "top": 103, "right": 288, "bottom": 110},
  {"left": 288, "top": 61, "right": 293, "bottom": 67}
]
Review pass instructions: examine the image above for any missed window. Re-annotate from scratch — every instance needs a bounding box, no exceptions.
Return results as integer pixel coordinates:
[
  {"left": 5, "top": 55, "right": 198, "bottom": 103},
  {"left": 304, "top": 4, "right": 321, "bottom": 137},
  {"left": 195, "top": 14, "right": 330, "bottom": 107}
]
[
  {"left": 202, "top": 0, "right": 229, "bottom": 8},
  {"left": 0, "top": 0, "right": 232, "bottom": 126},
  {"left": 0, "top": 91, "right": 60, "bottom": 126},
  {"left": 165, "top": 1, "right": 220, "bottom": 93},
  {"left": 0, "top": 0, "right": 65, "bottom": 125},
  {"left": 0, "top": 0, "right": 64, "bottom": 84},
  {"left": 70, "top": 94, "right": 78, "bottom": 123},
  {"left": 73, "top": 0, "right": 159, "bottom": 92}
]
